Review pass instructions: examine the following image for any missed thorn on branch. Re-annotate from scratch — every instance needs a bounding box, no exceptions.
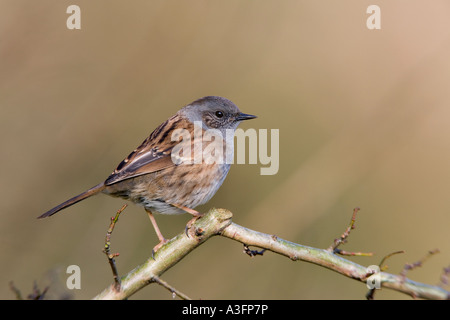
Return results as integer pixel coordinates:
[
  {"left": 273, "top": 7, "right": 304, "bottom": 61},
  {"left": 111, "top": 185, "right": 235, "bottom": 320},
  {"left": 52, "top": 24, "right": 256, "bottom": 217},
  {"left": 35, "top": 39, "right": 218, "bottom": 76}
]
[
  {"left": 103, "top": 204, "right": 128, "bottom": 292},
  {"left": 243, "top": 244, "right": 266, "bottom": 257},
  {"left": 327, "top": 207, "right": 373, "bottom": 257}
]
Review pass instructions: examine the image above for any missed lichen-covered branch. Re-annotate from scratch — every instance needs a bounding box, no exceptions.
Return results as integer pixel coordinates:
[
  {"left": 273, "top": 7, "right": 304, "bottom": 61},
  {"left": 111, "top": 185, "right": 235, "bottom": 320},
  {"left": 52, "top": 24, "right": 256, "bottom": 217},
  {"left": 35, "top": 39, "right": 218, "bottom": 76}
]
[
  {"left": 221, "top": 222, "right": 449, "bottom": 300},
  {"left": 93, "top": 208, "right": 232, "bottom": 300},
  {"left": 93, "top": 208, "right": 450, "bottom": 300}
]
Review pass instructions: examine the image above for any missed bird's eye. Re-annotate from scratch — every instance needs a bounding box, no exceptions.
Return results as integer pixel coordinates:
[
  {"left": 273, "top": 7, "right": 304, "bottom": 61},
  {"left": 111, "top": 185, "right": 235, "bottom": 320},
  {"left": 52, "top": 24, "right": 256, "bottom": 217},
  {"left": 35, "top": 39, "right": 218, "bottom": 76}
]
[{"left": 215, "top": 111, "right": 224, "bottom": 118}]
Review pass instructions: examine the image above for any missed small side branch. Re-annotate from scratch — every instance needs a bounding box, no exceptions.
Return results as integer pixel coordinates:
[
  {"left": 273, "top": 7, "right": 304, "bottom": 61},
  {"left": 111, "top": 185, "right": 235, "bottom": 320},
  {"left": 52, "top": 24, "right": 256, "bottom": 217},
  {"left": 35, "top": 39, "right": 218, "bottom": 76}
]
[
  {"left": 221, "top": 221, "right": 449, "bottom": 300},
  {"left": 9, "top": 281, "right": 23, "bottom": 300},
  {"left": 400, "top": 249, "right": 440, "bottom": 282},
  {"left": 327, "top": 207, "right": 373, "bottom": 257},
  {"left": 94, "top": 208, "right": 450, "bottom": 300},
  {"left": 94, "top": 208, "right": 233, "bottom": 300},
  {"left": 9, "top": 281, "right": 48, "bottom": 300},
  {"left": 103, "top": 204, "right": 128, "bottom": 291},
  {"left": 151, "top": 275, "right": 191, "bottom": 300}
]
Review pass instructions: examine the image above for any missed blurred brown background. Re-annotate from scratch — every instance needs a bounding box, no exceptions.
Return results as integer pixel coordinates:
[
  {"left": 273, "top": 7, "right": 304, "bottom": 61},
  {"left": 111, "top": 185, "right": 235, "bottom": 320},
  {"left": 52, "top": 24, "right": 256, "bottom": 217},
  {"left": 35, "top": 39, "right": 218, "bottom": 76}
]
[{"left": 1, "top": 0, "right": 450, "bottom": 300}]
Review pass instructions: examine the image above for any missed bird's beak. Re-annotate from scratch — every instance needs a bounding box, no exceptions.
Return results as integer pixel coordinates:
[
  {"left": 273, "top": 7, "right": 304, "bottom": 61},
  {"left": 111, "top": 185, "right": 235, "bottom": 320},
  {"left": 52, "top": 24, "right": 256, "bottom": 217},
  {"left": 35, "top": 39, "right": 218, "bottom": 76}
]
[{"left": 236, "top": 113, "right": 257, "bottom": 121}]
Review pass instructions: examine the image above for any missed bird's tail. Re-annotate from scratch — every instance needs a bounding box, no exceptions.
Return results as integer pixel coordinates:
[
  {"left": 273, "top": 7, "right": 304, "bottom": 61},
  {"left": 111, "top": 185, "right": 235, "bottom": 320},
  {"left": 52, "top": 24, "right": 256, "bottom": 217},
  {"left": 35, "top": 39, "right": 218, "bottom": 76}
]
[{"left": 38, "top": 182, "right": 106, "bottom": 219}]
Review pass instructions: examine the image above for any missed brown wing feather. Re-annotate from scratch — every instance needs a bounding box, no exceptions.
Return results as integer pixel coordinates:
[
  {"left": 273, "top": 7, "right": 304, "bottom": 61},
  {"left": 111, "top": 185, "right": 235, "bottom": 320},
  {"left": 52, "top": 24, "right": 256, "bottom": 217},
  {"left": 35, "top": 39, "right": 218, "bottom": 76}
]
[{"left": 104, "top": 115, "right": 190, "bottom": 186}]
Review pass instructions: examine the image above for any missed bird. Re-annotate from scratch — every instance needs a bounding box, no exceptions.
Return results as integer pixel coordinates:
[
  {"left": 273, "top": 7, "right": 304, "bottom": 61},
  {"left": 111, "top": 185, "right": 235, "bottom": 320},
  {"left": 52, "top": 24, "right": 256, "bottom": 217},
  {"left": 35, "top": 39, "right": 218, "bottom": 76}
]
[{"left": 38, "top": 96, "right": 256, "bottom": 255}]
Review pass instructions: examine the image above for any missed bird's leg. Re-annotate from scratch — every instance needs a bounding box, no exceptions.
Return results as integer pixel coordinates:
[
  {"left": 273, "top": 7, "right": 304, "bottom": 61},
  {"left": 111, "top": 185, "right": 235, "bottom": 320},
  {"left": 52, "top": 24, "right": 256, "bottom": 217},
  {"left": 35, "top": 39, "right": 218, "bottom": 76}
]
[
  {"left": 146, "top": 209, "right": 168, "bottom": 258},
  {"left": 169, "top": 203, "right": 203, "bottom": 237}
]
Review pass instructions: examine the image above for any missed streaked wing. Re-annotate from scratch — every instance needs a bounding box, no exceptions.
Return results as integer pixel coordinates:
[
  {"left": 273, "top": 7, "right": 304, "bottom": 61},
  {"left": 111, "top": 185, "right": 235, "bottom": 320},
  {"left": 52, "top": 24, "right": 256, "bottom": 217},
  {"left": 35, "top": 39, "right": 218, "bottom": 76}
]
[
  {"left": 105, "top": 116, "right": 182, "bottom": 186},
  {"left": 105, "top": 147, "right": 175, "bottom": 186}
]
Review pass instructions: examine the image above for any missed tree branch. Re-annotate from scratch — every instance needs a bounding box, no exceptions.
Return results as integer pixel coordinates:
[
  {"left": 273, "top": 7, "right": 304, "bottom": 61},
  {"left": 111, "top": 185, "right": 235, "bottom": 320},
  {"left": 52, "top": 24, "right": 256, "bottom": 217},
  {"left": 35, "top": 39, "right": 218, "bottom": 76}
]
[
  {"left": 93, "top": 208, "right": 232, "bottom": 300},
  {"left": 93, "top": 208, "right": 450, "bottom": 300}
]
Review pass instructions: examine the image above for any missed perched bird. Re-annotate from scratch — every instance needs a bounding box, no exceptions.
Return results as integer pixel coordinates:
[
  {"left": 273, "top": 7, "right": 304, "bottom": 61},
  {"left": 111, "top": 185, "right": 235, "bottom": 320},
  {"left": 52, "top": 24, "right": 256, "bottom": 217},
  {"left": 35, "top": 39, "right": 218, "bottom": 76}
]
[{"left": 39, "top": 96, "right": 256, "bottom": 254}]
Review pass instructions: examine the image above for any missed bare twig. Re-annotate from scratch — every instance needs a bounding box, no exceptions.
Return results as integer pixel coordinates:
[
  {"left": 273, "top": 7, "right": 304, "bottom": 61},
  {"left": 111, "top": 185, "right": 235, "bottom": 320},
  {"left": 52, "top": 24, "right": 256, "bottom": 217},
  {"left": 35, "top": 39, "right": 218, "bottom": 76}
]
[
  {"left": 9, "top": 281, "right": 23, "bottom": 300},
  {"left": 9, "top": 281, "right": 48, "bottom": 300},
  {"left": 397, "top": 249, "right": 440, "bottom": 299},
  {"left": 103, "top": 204, "right": 128, "bottom": 291},
  {"left": 333, "top": 248, "right": 373, "bottom": 257},
  {"left": 29, "top": 281, "right": 49, "bottom": 300},
  {"left": 400, "top": 249, "right": 440, "bottom": 281},
  {"left": 379, "top": 250, "right": 405, "bottom": 272},
  {"left": 328, "top": 207, "right": 359, "bottom": 252},
  {"left": 151, "top": 275, "right": 191, "bottom": 300},
  {"left": 327, "top": 207, "right": 373, "bottom": 257}
]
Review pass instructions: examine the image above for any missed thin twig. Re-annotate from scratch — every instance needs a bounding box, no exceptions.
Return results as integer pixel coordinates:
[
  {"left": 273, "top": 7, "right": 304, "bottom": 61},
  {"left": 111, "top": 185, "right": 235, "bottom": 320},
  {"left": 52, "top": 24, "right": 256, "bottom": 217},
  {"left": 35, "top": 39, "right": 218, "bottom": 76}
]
[
  {"left": 28, "top": 281, "right": 49, "bottom": 300},
  {"left": 398, "top": 249, "right": 440, "bottom": 299},
  {"left": 400, "top": 249, "right": 440, "bottom": 281},
  {"left": 103, "top": 204, "right": 128, "bottom": 291},
  {"left": 9, "top": 281, "right": 23, "bottom": 300},
  {"left": 327, "top": 207, "right": 373, "bottom": 257},
  {"left": 333, "top": 249, "right": 373, "bottom": 257},
  {"left": 328, "top": 207, "right": 359, "bottom": 252},
  {"left": 9, "top": 281, "right": 48, "bottom": 300},
  {"left": 379, "top": 250, "right": 405, "bottom": 272},
  {"left": 151, "top": 275, "right": 192, "bottom": 300}
]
